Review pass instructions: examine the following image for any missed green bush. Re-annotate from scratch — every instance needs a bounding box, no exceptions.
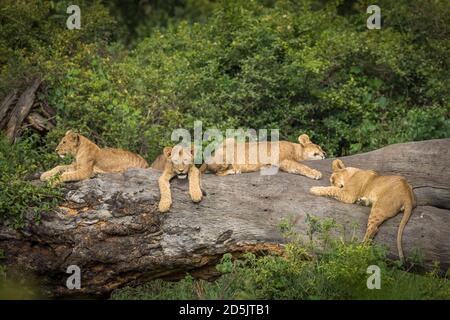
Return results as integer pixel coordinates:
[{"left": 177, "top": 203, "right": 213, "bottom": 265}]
[
  {"left": 31, "top": 0, "right": 449, "bottom": 160},
  {"left": 0, "top": 134, "right": 62, "bottom": 228},
  {"left": 111, "top": 218, "right": 450, "bottom": 300},
  {"left": 2, "top": 0, "right": 448, "bottom": 161}
]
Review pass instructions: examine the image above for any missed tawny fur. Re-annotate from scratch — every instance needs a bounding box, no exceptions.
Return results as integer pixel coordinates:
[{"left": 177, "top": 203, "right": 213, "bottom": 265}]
[
  {"left": 158, "top": 145, "right": 203, "bottom": 213},
  {"left": 40, "top": 130, "right": 148, "bottom": 183},
  {"left": 200, "top": 134, "right": 326, "bottom": 180},
  {"left": 151, "top": 154, "right": 167, "bottom": 171},
  {"left": 310, "top": 159, "right": 416, "bottom": 261}
]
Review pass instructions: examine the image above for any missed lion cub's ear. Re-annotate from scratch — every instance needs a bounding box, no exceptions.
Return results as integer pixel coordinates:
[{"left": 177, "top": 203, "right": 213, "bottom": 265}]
[
  {"left": 298, "top": 134, "right": 311, "bottom": 146},
  {"left": 332, "top": 159, "right": 345, "bottom": 172},
  {"left": 163, "top": 147, "right": 173, "bottom": 158},
  {"left": 67, "top": 131, "right": 80, "bottom": 143}
]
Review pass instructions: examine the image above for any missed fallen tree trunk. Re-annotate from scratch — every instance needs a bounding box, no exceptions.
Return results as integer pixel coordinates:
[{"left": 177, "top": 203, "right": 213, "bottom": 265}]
[
  {"left": 0, "top": 139, "right": 449, "bottom": 297},
  {"left": 0, "top": 90, "right": 17, "bottom": 129},
  {"left": 26, "top": 111, "right": 55, "bottom": 132},
  {"left": 5, "top": 77, "right": 42, "bottom": 143}
]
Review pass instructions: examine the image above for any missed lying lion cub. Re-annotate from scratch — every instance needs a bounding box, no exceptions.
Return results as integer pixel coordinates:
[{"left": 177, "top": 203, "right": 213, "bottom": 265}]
[
  {"left": 200, "top": 134, "right": 326, "bottom": 179},
  {"left": 40, "top": 130, "right": 149, "bottom": 183},
  {"left": 310, "top": 159, "right": 416, "bottom": 260},
  {"left": 158, "top": 145, "right": 203, "bottom": 213}
]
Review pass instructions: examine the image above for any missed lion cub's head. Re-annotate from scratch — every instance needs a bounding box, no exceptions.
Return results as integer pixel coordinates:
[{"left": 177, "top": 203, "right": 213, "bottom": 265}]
[
  {"left": 56, "top": 130, "right": 81, "bottom": 158},
  {"left": 164, "top": 145, "right": 195, "bottom": 179},
  {"left": 298, "top": 134, "right": 326, "bottom": 160},
  {"left": 329, "top": 159, "right": 361, "bottom": 188}
]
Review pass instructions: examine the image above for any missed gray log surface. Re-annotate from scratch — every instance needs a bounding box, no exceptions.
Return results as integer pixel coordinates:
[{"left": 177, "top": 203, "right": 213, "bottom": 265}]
[{"left": 0, "top": 138, "right": 449, "bottom": 297}]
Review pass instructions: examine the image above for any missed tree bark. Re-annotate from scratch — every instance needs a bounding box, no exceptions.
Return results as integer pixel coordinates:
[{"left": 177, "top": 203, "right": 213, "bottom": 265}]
[
  {"left": 26, "top": 111, "right": 55, "bottom": 132},
  {"left": 0, "top": 90, "right": 17, "bottom": 129},
  {"left": 5, "top": 77, "right": 42, "bottom": 143},
  {"left": 0, "top": 138, "right": 449, "bottom": 298}
]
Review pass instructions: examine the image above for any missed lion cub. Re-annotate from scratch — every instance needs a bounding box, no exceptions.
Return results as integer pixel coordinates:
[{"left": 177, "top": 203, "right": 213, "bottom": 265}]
[
  {"left": 157, "top": 145, "right": 203, "bottom": 213},
  {"left": 201, "top": 134, "right": 326, "bottom": 179},
  {"left": 310, "top": 159, "right": 416, "bottom": 261},
  {"left": 40, "top": 130, "right": 149, "bottom": 183}
]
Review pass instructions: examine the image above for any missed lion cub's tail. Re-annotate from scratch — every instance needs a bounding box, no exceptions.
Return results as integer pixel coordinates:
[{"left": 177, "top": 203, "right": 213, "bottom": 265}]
[{"left": 397, "top": 200, "right": 414, "bottom": 262}]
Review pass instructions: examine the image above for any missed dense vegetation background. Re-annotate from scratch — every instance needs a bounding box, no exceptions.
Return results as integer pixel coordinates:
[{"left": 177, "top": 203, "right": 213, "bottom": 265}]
[{"left": 0, "top": 0, "right": 449, "bottom": 299}]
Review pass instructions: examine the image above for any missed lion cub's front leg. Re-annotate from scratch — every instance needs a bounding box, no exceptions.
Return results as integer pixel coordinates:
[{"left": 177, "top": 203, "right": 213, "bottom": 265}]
[
  {"left": 158, "top": 170, "right": 175, "bottom": 213},
  {"left": 310, "top": 186, "right": 358, "bottom": 204},
  {"left": 188, "top": 166, "right": 202, "bottom": 203},
  {"left": 40, "top": 164, "right": 76, "bottom": 182},
  {"left": 55, "top": 160, "right": 94, "bottom": 183}
]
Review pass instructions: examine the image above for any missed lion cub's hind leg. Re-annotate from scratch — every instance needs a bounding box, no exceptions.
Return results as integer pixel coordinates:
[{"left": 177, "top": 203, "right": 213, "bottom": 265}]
[
  {"left": 279, "top": 159, "right": 322, "bottom": 180},
  {"left": 216, "top": 166, "right": 240, "bottom": 176},
  {"left": 363, "top": 202, "right": 398, "bottom": 242}
]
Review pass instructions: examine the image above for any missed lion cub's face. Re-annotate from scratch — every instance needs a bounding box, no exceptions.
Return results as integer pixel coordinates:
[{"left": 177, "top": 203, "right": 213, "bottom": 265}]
[
  {"left": 298, "top": 134, "right": 326, "bottom": 160},
  {"left": 330, "top": 159, "right": 360, "bottom": 188},
  {"left": 55, "top": 131, "right": 80, "bottom": 158},
  {"left": 164, "top": 145, "right": 195, "bottom": 179}
]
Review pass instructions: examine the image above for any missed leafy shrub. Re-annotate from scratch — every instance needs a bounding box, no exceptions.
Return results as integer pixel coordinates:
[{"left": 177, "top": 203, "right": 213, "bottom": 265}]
[
  {"left": 28, "top": 0, "right": 449, "bottom": 161},
  {"left": 0, "top": 134, "right": 62, "bottom": 228},
  {"left": 111, "top": 217, "right": 450, "bottom": 300}
]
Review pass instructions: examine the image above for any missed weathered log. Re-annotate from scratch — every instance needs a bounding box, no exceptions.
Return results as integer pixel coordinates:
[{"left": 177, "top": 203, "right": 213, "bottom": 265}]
[
  {"left": 40, "top": 101, "right": 57, "bottom": 123},
  {"left": 0, "top": 90, "right": 17, "bottom": 129},
  {"left": 0, "top": 139, "right": 449, "bottom": 297},
  {"left": 26, "top": 111, "right": 55, "bottom": 132},
  {"left": 5, "top": 77, "right": 42, "bottom": 143}
]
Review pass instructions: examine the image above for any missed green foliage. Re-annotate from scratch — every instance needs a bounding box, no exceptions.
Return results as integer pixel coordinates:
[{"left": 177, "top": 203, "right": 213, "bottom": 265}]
[
  {"left": 2, "top": 0, "right": 448, "bottom": 161},
  {"left": 0, "top": 0, "right": 116, "bottom": 96},
  {"left": 111, "top": 218, "right": 450, "bottom": 300},
  {"left": 31, "top": 0, "right": 450, "bottom": 160},
  {"left": 0, "top": 134, "right": 62, "bottom": 229},
  {"left": 0, "top": 0, "right": 116, "bottom": 226}
]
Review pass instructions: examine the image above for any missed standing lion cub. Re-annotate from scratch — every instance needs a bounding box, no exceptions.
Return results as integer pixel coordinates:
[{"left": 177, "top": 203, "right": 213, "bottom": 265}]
[
  {"left": 40, "top": 130, "right": 149, "bottom": 183},
  {"left": 157, "top": 145, "right": 203, "bottom": 213},
  {"left": 310, "top": 159, "right": 416, "bottom": 261}
]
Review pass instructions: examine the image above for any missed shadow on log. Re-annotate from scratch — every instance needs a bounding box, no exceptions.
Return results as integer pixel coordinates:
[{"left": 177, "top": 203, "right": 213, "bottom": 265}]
[{"left": 0, "top": 139, "right": 449, "bottom": 297}]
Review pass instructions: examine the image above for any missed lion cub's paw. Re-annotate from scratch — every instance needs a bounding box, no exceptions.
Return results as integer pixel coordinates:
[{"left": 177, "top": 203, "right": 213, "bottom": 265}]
[
  {"left": 310, "top": 186, "right": 327, "bottom": 196},
  {"left": 158, "top": 199, "right": 172, "bottom": 213},
  {"left": 309, "top": 170, "right": 322, "bottom": 180},
  {"left": 190, "top": 190, "right": 203, "bottom": 203},
  {"left": 40, "top": 172, "right": 53, "bottom": 182}
]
